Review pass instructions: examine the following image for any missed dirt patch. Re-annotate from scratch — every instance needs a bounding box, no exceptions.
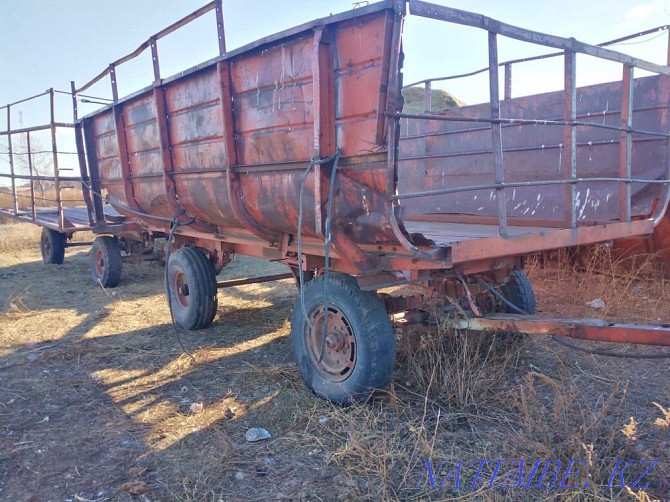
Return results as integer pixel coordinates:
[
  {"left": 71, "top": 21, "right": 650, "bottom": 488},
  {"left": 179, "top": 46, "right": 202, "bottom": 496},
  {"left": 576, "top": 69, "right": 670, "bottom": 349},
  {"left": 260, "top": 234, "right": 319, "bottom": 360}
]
[{"left": 1, "top": 223, "right": 668, "bottom": 501}]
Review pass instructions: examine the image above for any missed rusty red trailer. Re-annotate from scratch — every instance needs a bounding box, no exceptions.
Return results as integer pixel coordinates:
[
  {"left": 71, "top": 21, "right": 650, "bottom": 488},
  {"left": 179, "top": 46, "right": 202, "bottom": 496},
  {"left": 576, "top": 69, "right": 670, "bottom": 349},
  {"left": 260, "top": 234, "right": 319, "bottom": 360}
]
[{"left": 1, "top": 1, "right": 669, "bottom": 402}]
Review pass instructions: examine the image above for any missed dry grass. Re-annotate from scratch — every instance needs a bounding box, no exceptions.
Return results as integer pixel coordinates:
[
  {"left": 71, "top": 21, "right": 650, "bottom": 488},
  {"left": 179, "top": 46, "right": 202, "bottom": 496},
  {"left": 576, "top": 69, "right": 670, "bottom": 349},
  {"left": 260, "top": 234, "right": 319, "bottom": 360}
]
[
  {"left": 0, "top": 225, "right": 668, "bottom": 500},
  {"left": 527, "top": 244, "right": 670, "bottom": 323},
  {"left": 397, "top": 323, "right": 522, "bottom": 411},
  {"left": 0, "top": 186, "right": 84, "bottom": 210}
]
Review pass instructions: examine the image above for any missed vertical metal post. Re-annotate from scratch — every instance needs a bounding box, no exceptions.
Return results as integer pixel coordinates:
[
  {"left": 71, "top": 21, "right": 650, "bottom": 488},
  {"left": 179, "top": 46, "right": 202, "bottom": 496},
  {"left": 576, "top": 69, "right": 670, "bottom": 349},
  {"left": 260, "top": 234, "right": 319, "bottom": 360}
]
[
  {"left": 49, "top": 88, "right": 63, "bottom": 229},
  {"left": 153, "top": 86, "right": 182, "bottom": 216},
  {"left": 26, "top": 132, "right": 36, "bottom": 221},
  {"left": 620, "top": 65, "right": 633, "bottom": 222},
  {"left": 6, "top": 105, "right": 18, "bottom": 215},
  {"left": 150, "top": 36, "right": 161, "bottom": 82},
  {"left": 311, "top": 27, "right": 336, "bottom": 236},
  {"left": 417, "top": 81, "right": 431, "bottom": 192},
  {"left": 423, "top": 81, "right": 431, "bottom": 112},
  {"left": 110, "top": 64, "right": 119, "bottom": 102},
  {"left": 312, "top": 28, "right": 324, "bottom": 161},
  {"left": 563, "top": 51, "right": 577, "bottom": 228},
  {"left": 215, "top": 0, "right": 227, "bottom": 55},
  {"left": 488, "top": 32, "right": 508, "bottom": 237},
  {"left": 71, "top": 80, "right": 95, "bottom": 226},
  {"left": 82, "top": 118, "right": 105, "bottom": 226},
  {"left": 504, "top": 63, "right": 512, "bottom": 100},
  {"left": 113, "top": 105, "right": 142, "bottom": 213}
]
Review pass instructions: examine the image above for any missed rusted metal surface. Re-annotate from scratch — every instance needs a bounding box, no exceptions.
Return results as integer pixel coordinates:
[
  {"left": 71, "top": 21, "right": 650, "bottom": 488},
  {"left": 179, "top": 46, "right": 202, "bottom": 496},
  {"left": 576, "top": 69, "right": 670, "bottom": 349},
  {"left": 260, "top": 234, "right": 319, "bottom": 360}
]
[
  {"left": 449, "top": 314, "right": 670, "bottom": 347},
  {"left": 562, "top": 50, "right": 577, "bottom": 228},
  {"left": 82, "top": 5, "right": 399, "bottom": 256},
  {"left": 71, "top": 0, "right": 669, "bottom": 274},
  {"left": 71, "top": 81, "right": 96, "bottom": 227},
  {"left": 397, "top": 75, "right": 670, "bottom": 225},
  {"left": 487, "top": 31, "right": 508, "bottom": 237},
  {"left": 613, "top": 211, "right": 670, "bottom": 262}
]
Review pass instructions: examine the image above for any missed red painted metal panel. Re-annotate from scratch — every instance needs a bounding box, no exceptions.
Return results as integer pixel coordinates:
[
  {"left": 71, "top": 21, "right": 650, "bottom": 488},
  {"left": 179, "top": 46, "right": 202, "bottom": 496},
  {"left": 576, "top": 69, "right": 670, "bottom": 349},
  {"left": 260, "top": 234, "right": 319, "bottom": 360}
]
[
  {"left": 334, "top": 12, "right": 392, "bottom": 156},
  {"left": 163, "top": 66, "right": 238, "bottom": 227},
  {"left": 92, "top": 110, "right": 128, "bottom": 214},
  {"left": 398, "top": 75, "right": 670, "bottom": 225},
  {"left": 231, "top": 35, "right": 316, "bottom": 166},
  {"left": 121, "top": 94, "right": 172, "bottom": 218}
]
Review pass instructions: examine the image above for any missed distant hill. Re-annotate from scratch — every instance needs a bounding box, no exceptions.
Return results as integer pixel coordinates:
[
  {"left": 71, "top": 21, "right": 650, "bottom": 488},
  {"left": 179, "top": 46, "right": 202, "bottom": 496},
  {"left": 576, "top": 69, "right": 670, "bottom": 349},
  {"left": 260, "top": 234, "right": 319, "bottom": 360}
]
[{"left": 401, "top": 86, "right": 465, "bottom": 114}]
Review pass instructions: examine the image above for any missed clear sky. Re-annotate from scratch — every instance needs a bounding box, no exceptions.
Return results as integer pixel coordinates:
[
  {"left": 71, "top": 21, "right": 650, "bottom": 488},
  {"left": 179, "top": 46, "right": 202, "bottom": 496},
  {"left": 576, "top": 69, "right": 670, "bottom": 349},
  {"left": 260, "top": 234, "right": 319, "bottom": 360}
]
[
  {"left": 1, "top": 0, "right": 668, "bottom": 112},
  {"left": 0, "top": 0, "right": 668, "bottom": 178}
]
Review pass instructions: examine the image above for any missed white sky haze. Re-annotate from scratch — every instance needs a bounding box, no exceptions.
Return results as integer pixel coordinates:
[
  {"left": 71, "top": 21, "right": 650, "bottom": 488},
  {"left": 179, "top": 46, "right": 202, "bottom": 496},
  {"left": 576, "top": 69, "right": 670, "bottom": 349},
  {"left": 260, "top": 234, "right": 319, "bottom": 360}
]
[
  {"left": 0, "top": 0, "right": 668, "bottom": 180},
  {"left": 1, "top": 0, "right": 668, "bottom": 107}
]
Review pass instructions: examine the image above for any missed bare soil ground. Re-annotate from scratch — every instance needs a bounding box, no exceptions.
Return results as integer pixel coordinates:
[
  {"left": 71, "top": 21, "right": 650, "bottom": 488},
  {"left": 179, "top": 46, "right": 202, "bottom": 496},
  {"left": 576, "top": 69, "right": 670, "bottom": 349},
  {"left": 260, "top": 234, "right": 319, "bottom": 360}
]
[{"left": 1, "top": 221, "right": 668, "bottom": 501}]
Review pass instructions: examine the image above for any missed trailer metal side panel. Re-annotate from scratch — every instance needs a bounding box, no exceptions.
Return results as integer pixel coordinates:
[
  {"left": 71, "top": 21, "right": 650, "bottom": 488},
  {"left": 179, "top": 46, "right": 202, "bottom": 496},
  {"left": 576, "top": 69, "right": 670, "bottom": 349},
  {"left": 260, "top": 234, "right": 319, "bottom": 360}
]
[
  {"left": 166, "top": 66, "right": 238, "bottom": 227},
  {"left": 398, "top": 75, "right": 670, "bottom": 226},
  {"left": 89, "top": 9, "right": 396, "bottom": 246}
]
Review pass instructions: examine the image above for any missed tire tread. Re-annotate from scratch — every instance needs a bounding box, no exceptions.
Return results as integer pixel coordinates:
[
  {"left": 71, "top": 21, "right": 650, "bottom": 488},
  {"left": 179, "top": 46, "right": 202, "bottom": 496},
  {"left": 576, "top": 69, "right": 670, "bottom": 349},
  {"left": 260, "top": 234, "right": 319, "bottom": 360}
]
[
  {"left": 502, "top": 270, "right": 536, "bottom": 315},
  {"left": 168, "top": 247, "right": 217, "bottom": 330},
  {"left": 291, "top": 273, "right": 394, "bottom": 404},
  {"left": 90, "top": 236, "right": 122, "bottom": 288}
]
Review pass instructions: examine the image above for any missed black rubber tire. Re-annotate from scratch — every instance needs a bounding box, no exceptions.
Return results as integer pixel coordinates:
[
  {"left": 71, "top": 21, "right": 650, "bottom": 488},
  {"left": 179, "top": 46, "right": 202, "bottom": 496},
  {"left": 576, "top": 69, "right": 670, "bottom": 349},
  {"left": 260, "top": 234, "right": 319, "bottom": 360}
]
[
  {"left": 90, "top": 236, "right": 122, "bottom": 288},
  {"left": 167, "top": 247, "right": 218, "bottom": 330},
  {"left": 501, "top": 270, "right": 536, "bottom": 315},
  {"left": 291, "top": 273, "right": 395, "bottom": 404},
  {"left": 40, "top": 228, "right": 66, "bottom": 265}
]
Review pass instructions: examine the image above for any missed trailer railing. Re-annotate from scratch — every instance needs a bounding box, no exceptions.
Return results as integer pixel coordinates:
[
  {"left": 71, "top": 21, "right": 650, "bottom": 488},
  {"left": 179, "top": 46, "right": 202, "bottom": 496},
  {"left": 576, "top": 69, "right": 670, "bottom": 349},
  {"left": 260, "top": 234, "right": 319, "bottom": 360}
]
[
  {"left": 403, "top": 25, "right": 670, "bottom": 99},
  {"left": 66, "top": 0, "right": 227, "bottom": 231},
  {"left": 391, "top": 1, "right": 670, "bottom": 239},
  {"left": 73, "top": 0, "right": 226, "bottom": 100},
  {"left": 0, "top": 89, "right": 84, "bottom": 230}
]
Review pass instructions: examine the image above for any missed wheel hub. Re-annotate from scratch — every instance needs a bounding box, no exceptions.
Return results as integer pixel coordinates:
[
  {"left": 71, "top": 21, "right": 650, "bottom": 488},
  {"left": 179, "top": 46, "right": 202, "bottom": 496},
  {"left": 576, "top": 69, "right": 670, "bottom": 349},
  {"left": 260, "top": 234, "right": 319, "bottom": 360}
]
[
  {"left": 306, "top": 306, "right": 356, "bottom": 381},
  {"left": 326, "top": 330, "right": 346, "bottom": 350},
  {"left": 94, "top": 249, "right": 105, "bottom": 275},
  {"left": 173, "top": 271, "right": 190, "bottom": 308}
]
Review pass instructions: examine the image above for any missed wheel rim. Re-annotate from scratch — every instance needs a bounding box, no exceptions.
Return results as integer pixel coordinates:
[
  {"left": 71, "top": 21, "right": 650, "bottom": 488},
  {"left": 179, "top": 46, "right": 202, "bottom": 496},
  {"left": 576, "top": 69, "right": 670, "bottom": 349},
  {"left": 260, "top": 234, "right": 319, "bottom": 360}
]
[
  {"left": 173, "top": 270, "right": 190, "bottom": 309},
  {"left": 94, "top": 249, "right": 105, "bottom": 276},
  {"left": 305, "top": 305, "right": 356, "bottom": 382}
]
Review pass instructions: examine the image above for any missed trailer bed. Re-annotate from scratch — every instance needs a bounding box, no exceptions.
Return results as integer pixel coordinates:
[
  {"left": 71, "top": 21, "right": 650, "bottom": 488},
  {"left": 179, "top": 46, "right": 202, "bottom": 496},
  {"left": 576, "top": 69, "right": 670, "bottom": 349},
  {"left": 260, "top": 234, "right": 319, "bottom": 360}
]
[
  {"left": 404, "top": 221, "right": 555, "bottom": 244},
  {"left": 0, "top": 205, "right": 123, "bottom": 232}
]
